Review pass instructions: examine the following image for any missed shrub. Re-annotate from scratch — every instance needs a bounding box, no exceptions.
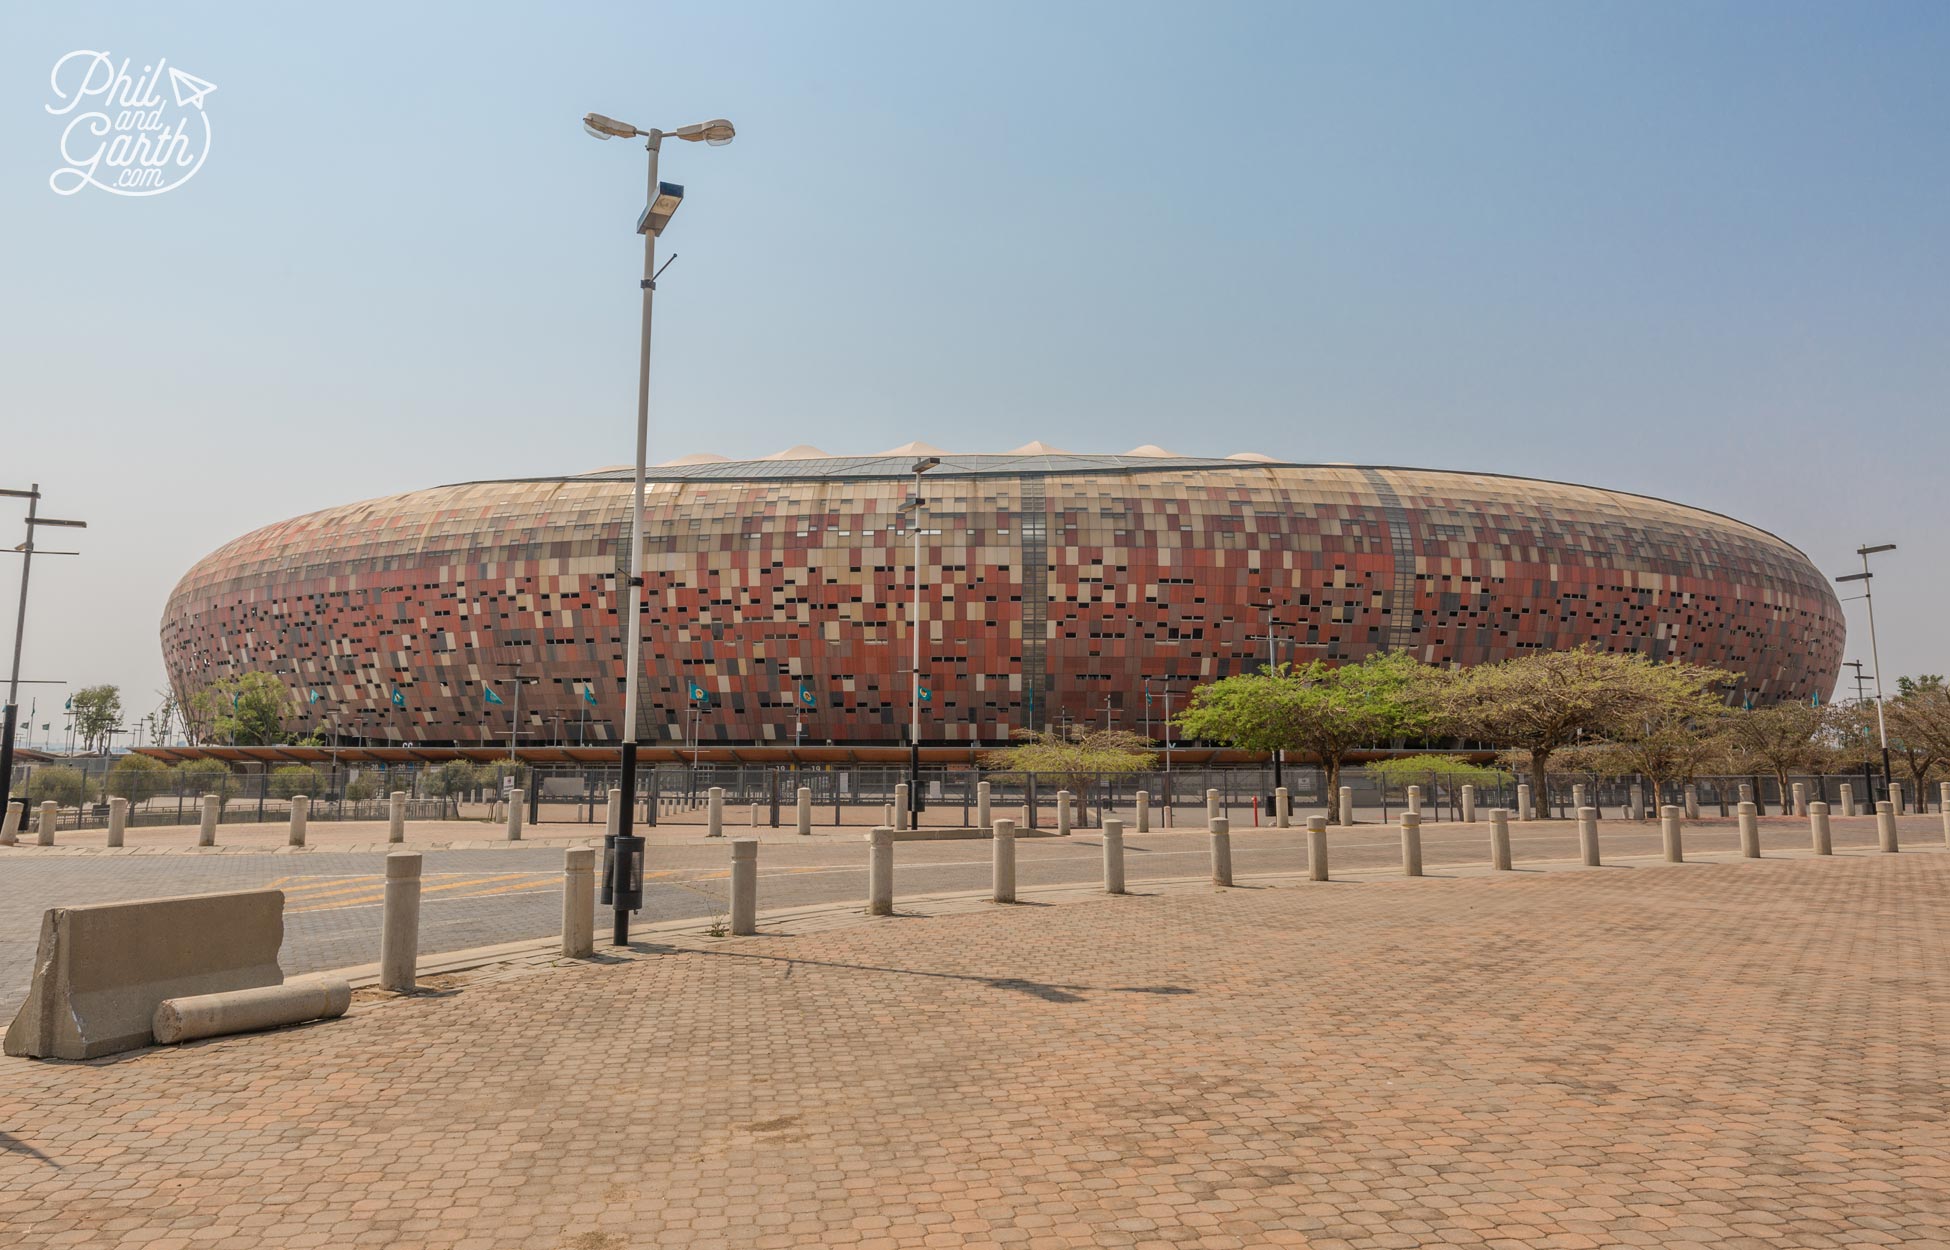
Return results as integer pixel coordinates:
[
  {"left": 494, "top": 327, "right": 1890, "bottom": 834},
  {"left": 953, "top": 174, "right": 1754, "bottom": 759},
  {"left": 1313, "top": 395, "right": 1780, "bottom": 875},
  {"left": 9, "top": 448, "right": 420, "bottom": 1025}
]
[
  {"left": 267, "top": 764, "right": 326, "bottom": 800},
  {"left": 107, "top": 755, "right": 170, "bottom": 803},
  {"left": 26, "top": 765, "right": 88, "bottom": 810}
]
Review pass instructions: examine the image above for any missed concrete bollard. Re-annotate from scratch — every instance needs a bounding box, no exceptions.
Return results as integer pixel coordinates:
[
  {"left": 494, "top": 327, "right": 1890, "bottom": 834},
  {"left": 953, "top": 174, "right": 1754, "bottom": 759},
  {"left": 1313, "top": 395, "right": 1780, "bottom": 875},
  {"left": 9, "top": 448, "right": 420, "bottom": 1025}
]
[
  {"left": 1810, "top": 801, "right": 1832, "bottom": 856},
  {"left": 1338, "top": 786, "right": 1353, "bottom": 825},
  {"left": 1578, "top": 806, "right": 1600, "bottom": 867},
  {"left": 977, "top": 780, "right": 992, "bottom": 831},
  {"left": 288, "top": 795, "right": 307, "bottom": 847},
  {"left": 1275, "top": 786, "right": 1291, "bottom": 828},
  {"left": 153, "top": 978, "right": 353, "bottom": 1046},
  {"left": 991, "top": 818, "right": 1017, "bottom": 903},
  {"left": 894, "top": 784, "right": 910, "bottom": 831},
  {"left": 1684, "top": 784, "right": 1700, "bottom": 821},
  {"left": 1490, "top": 808, "right": 1512, "bottom": 871},
  {"left": 1207, "top": 788, "right": 1221, "bottom": 824},
  {"left": 1738, "top": 783, "right": 1753, "bottom": 806},
  {"left": 1941, "top": 783, "right": 1950, "bottom": 848},
  {"left": 1629, "top": 783, "right": 1644, "bottom": 822},
  {"left": 197, "top": 794, "right": 218, "bottom": 846},
  {"left": 563, "top": 847, "right": 596, "bottom": 956},
  {"left": 388, "top": 791, "right": 406, "bottom": 843},
  {"left": 107, "top": 796, "right": 128, "bottom": 848},
  {"left": 868, "top": 827, "right": 894, "bottom": 915},
  {"left": 1400, "top": 812, "right": 1423, "bottom": 877},
  {"left": 1661, "top": 805, "right": 1684, "bottom": 862},
  {"left": 1572, "top": 783, "right": 1586, "bottom": 812},
  {"left": 1209, "top": 817, "right": 1233, "bottom": 887},
  {"left": 884, "top": 802, "right": 896, "bottom": 827},
  {"left": 38, "top": 799, "right": 58, "bottom": 846},
  {"left": 1877, "top": 800, "right": 1898, "bottom": 853},
  {"left": 1406, "top": 785, "right": 1422, "bottom": 817},
  {"left": 1103, "top": 817, "right": 1126, "bottom": 894},
  {"left": 606, "top": 788, "right": 622, "bottom": 839},
  {"left": 707, "top": 786, "right": 724, "bottom": 837},
  {"left": 1516, "top": 783, "right": 1533, "bottom": 822},
  {"left": 0, "top": 800, "right": 20, "bottom": 846},
  {"left": 1461, "top": 784, "right": 1477, "bottom": 824},
  {"left": 1135, "top": 790, "right": 1150, "bottom": 834},
  {"left": 1893, "top": 782, "right": 1906, "bottom": 816},
  {"left": 1738, "top": 801, "right": 1760, "bottom": 858},
  {"left": 1791, "top": 782, "right": 1807, "bottom": 818},
  {"left": 506, "top": 790, "right": 524, "bottom": 841},
  {"left": 1056, "top": 790, "right": 1072, "bottom": 836},
  {"left": 729, "top": 840, "right": 758, "bottom": 934},
  {"left": 379, "top": 851, "right": 422, "bottom": 992},
  {"left": 1840, "top": 782, "right": 1856, "bottom": 818},
  {"left": 796, "top": 786, "right": 812, "bottom": 836},
  {"left": 1307, "top": 815, "right": 1329, "bottom": 881}
]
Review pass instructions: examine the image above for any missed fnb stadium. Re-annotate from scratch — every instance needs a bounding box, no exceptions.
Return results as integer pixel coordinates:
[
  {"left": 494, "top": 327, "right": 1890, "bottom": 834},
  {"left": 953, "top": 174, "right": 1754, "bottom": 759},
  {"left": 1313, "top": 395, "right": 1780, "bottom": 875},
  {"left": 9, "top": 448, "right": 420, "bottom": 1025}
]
[{"left": 159, "top": 445, "right": 1844, "bottom": 749}]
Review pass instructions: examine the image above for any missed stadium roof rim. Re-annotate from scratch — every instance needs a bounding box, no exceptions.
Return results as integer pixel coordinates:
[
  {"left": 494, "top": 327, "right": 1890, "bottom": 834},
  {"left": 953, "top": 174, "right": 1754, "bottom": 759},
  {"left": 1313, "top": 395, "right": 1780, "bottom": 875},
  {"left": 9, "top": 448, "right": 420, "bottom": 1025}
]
[{"left": 439, "top": 453, "right": 1809, "bottom": 559}]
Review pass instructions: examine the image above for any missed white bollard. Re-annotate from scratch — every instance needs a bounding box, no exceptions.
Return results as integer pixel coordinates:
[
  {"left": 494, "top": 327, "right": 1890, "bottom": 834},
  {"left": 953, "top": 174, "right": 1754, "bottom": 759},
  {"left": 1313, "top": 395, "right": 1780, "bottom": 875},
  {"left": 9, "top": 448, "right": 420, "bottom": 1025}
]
[
  {"left": 730, "top": 839, "right": 758, "bottom": 934},
  {"left": 197, "top": 794, "right": 218, "bottom": 847},
  {"left": 894, "top": 784, "right": 910, "bottom": 831},
  {"left": 1893, "top": 782, "right": 1906, "bottom": 816},
  {"left": 1307, "top": 815, "right": 1329, "bottom": 881},
  {"left": 796, "top": 786, "right": 812, "bottom": 836},
  {"left": 606, "top": 788, "right": 622, "bottom": 839},
  {"left": 506, "top": 789, "right": 524, "bottom": 841},
  {"left": 1810, "top": 801, "right": 1832, "bottom": 856},
  {"left": 0, "top": 800, "right": 20, "bottom": 846},
  {"left": 1400, "top": 812, "right": 1423, "bottom": 877},
  {"left": 1135, "top": 789, "right": 1150, "bottom": 834},
  {"left": 1877, "top": 800, "right": 1898, "bottom": 853},
  {"left": 39, "top": 799, "right": 58, "bottom": 846},
  {"left": 1685, "top": 784, "right": 1700, "bottom": 821},
  {"left": 884, "top": 802, "right": 896, "bottom": 828},
  {"left": 1661, "top": 805, "right": 1684, "bottom": 863},
  {"left": 707, "top": 786, "right": 724, "bottom": 837},
  {"left": 1578, "top": 806, "right": 1600, "bottom": 867},
  {"left": 1738, "top": 783, "right": 1754, "bottom": 806},
  {"left": 1209, "top": 816, "right": 1232, "bottom": 886},
  {"left": 1629, "top": 783, "right": 1644, "bottom": 822},
  {"left": 1572, "top": 783, "right": 1586, "bottom": 812},
  {"left": 991, "top": 817, "right": 1017, "bottom": 903},
  {"left": 1461, "top": 784, "right": 1476, "bottom": 824},
  {"left": 1791, "top": 782, "right": 1807, "bottom": 818},
  {"left": 1338, "top": 786, "right": 1352, "bottom": 826},
  {"left": 1490, "top": 808, "right": 1512, "bottom": 871},
  {"left": 388, "top": 791, "right": 405, "bottom": 843},
  {"left": 1941, "top": 783, "right": 1950, "bottom": 849},
  {"left": 563, "top": 846, "right": 596, "bottom": 956},
  {"left": 1103, "top": 817, "right": 1126, "bottom": 894},
  {"left": 1207, "top": 788, "right": 1221, "bottom": 825},
  {"left": 379, "top": 851, "right": 422, "bottom": 992},
  {"left": 1840, "top": 782, "right": 1856, "bottom": 818},
  {"left": 288, "top": 795, "right": 307, "bottom": 847},
  {"left": 107, "top": 796, "right": 128, "bottom": 848},
  {"left": 1516, "top": 783, "right": 1533, "bottom": 822},
  {"left": 1406, "top": 784, "right": 1422, "bottom": 817},
  {"left": 868, "top": 827, "right": 894, "bottom": 915},
  {"left": 1275, "top": 786, "right": 1291, "bottom": 829},
  {"left": 1056, "top": 789, "right": 1072, "bottom": 836},
  {"left": 977, "top": 780, "right": 992, "bottom": 832},
  {"left": 1738, "top": 801, "right": 1760, "bottom": 858}
]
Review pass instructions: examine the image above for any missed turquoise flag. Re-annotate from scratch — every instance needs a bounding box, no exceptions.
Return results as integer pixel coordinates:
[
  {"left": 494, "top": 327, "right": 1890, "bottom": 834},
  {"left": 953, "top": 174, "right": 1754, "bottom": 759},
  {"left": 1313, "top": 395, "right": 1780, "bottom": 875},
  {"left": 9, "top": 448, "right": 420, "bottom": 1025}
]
[
  {"left": 390, "top": 686, "right": 406, "bottom": 707},
  {"left": 918, "top": 685, "right": 932, "bottom": 703},
  {"left": 483, "top": 685, "right": 504, "bottom": 706},
  {"left": 688, "top": 681, "right": 708, "bottom": 702},
  {"left": 308, "top": 689, "right": 322, "bottom": 705},
  {"left": 799, "top": 682, "right": 816, "bottom": 708},
  {"left": 582, "top": 685, "right": 598, "bottom": 706}
]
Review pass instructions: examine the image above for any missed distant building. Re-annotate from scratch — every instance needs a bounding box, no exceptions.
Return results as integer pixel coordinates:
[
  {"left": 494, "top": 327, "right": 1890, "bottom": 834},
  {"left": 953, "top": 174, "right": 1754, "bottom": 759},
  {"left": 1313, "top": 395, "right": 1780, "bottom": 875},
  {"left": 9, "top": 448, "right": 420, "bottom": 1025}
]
[{"left": 161, "top": 446, "right": 1842, "bottom": 745}]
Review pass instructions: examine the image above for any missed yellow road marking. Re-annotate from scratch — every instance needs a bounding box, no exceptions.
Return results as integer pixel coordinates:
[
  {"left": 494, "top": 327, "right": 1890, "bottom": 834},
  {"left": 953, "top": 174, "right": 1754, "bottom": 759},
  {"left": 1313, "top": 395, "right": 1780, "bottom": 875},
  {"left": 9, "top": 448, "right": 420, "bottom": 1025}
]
[{"left": 287, "top": 872, "right": 550, "bottom": 913}]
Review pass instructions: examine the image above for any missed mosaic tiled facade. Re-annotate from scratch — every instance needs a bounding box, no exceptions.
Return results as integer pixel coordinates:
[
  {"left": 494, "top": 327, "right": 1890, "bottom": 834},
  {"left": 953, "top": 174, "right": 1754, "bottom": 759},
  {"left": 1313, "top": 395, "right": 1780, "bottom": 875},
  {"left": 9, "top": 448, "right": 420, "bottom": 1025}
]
[{"left": 159, "top": 453, "right": 1845, "bottom": 746}]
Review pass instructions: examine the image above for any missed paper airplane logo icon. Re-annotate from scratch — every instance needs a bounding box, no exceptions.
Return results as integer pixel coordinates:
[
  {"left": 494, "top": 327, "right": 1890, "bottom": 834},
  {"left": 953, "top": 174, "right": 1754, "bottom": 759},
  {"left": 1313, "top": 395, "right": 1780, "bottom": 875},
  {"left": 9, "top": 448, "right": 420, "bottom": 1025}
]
[{"left": 167, "top": 66, "right": 217, "bottom": 110}]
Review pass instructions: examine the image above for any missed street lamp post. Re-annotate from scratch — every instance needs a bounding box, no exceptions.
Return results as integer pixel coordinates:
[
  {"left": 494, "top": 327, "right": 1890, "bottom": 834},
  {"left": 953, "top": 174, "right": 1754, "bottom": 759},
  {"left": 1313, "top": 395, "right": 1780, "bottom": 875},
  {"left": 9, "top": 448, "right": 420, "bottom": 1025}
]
[
  {"left": 0, "top": 485, "right": 87, "bottom": 826},
  {"left": 1835, "top": 542, "right": 1896, "bottom": 798},
  {"left": 584, "top": 109, "right": 734, "bottom": 947},
  {"left": 1250, "top": 601, "right": 1288, "bottom": 805},
  {"left": 897, "top": 456, "right": 940, "bottom": 821}
]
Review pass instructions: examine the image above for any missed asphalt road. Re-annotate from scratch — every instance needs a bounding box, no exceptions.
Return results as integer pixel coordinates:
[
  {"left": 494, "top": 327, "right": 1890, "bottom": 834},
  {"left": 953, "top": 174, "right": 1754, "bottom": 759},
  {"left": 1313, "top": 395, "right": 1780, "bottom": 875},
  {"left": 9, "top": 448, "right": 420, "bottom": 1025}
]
[{"left": 0, "top": 813, "right": 1925, "bottom": 1021}]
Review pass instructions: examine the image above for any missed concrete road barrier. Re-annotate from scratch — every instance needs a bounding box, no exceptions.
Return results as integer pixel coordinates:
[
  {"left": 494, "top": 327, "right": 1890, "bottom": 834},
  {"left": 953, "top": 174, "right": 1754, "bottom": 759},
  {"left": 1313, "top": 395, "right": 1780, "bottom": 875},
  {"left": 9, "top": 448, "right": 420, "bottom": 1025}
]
[
  {"left": 1103, "top": 817, "right": 1126, "bottom": 894},
  {"left": 992, "top": 818, "right": 1017, "bottom": 903},
  {"left": 153, "top": 978, "right": 350, "bottom": 1046},
  {"left": 730, "top": 840, "right": 758, "bottom": 934},
  {"left": 5, "top": 888, "right": 284, "bottom": 1060}
]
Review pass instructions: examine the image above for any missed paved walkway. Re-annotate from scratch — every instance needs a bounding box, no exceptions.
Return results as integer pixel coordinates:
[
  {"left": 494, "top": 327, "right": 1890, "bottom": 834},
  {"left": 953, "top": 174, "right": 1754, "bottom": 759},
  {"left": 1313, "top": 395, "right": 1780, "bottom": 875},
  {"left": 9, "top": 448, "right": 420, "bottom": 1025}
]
[{"left": 4, "top": 842, "right": 1949, "bottom": 1247}]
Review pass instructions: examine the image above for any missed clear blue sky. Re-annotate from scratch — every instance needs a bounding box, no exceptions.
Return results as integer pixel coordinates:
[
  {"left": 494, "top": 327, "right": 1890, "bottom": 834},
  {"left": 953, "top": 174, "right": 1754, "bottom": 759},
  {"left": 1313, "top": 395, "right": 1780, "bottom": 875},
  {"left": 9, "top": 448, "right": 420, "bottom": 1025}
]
[{"left": 3, "top": 2, "right": 1946, "bottom": 738}]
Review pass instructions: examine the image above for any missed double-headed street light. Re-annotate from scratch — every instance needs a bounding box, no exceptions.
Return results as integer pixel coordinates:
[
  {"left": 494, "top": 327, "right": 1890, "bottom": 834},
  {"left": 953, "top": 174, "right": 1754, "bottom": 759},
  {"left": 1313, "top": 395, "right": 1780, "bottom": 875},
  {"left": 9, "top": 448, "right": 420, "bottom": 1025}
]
[
  {"left": 583, "top": 110, "right": 734, "bottom": 947},
  {"left": 1835, "top": 541, "right": 1897, "bottom": 797},
  {"left": 1, "top": 485, "right": 87, "bottom": 828},
  {"left": 896, "top": 456, "right": 941, "bottom": 820}
]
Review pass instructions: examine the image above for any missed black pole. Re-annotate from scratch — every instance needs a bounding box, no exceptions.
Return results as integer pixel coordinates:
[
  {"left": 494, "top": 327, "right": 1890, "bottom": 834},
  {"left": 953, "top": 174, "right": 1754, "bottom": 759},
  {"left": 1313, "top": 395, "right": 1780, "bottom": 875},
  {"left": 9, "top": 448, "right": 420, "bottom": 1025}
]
[
  {"left": 0, "top": 702, "right": 18, "bottom": 829},
  {"left": 614, "top": 740, "right": 637, "bottom": 945},
  {"left": 909, "top": 739, "right": 921, "bottom": 818}
]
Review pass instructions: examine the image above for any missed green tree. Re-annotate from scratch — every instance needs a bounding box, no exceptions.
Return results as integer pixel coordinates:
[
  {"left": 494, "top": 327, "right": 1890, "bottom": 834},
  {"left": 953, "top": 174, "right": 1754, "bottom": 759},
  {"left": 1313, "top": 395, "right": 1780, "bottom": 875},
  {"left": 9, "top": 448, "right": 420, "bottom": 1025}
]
[
  {"left": 982, "top": 728, "right": 1157, "bottom": 795},
  {"left": 1364, "top": 753, "right": 1506, "bottom": 801},
  {"left": 172, "top": 757, "right": 236, "bottom": 807},
  {"left": 107, "top": 754, "right": 170, "bottom": 803},
  {"left": 145, "top": 691, "right": 179, "bottom": 747},
  {"left": 1175, "top": 651, "right": 1446, "bottom": 824},
  {"left": 1885, "top": 683, "right": 1950, "bottom": 807},
  {"left": 71, "top": 684, "right": 122, "bottom": 753},
  {"left": 424, "top": 760, "right": 490, "bottom": 818},
  {"left": 1588, "top": 702, "right": 1731, "bottom": 812},
  {"left": 26, "top": 765, "right": 88, "bottom": 810},
  {"left": 1719, "top": 703, "right": 1825, "bottom": 809},
  {"left": 343, "top": 774, "right": 380, "bottom": 802},
  {"left": 267, "top": 764, "right": 327, "bottom": 800},
  {"left": 1441, "top": 646, "right": 1733, "bottom": 818},
  {"left": 191, "top": 672, "right": 298, "bottom": 746}
]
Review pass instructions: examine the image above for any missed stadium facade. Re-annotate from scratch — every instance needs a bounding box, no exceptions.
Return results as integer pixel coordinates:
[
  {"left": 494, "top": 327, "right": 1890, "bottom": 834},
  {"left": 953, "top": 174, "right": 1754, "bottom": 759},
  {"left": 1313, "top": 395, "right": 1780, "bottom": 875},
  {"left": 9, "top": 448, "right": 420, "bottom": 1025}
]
[{"left": 160, "top": 447, "right": 1845, "bottom": 746}]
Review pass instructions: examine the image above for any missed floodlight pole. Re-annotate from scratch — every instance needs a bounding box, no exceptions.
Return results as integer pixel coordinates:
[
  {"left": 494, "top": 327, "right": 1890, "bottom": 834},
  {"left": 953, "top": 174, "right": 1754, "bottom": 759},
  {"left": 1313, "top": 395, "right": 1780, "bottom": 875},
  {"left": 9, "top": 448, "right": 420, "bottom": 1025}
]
[
  {"left": 1838, "top": 544, "right": 1896, "bottom": 798},
  {"left": 904, "top": 458, "right": 939, "bottom": 821},
  {"left": 1, "top": 486, "right": 86, "bottom": 826}
]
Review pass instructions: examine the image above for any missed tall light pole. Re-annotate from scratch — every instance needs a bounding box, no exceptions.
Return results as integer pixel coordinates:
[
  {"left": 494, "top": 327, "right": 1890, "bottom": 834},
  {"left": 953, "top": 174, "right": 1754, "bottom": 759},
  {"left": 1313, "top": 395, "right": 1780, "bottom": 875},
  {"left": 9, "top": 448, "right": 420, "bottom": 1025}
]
[
  {"left": 896, "top": 456, "right": 940, "bottom": 820},
  {"left": 1835, "top": 542, "right": 1896, "bottom": 797},
  {"left": 584, "top": 110, "right": 734, "bottom": 946},
  {"left": 1, "top": 485, "right": 87, "bottom": 827}
]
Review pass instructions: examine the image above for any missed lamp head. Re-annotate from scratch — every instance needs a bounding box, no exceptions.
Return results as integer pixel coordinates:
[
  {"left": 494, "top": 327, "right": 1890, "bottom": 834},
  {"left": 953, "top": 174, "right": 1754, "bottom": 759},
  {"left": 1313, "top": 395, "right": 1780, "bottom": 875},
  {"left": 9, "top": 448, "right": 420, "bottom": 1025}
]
[
  {"left": 911, "top": 456, "right": 942, "bottom": 474},
  {"left": 1858, "top": 542, "right": 1897, "bottom": 556},
  {"left": 582, "top": 112, "right": 640, "bottom": 140},
  {"left": 672, "top": 118, "right": 736, "bottom": 146}
]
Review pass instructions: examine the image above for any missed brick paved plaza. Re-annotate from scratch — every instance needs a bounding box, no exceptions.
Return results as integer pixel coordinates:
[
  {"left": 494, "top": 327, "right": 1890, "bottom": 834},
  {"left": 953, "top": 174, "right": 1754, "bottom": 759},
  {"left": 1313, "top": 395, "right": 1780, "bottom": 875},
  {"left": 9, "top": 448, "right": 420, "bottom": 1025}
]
[{"left": 5, "top": 845, "right": 1949, "bottom": 1248}]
